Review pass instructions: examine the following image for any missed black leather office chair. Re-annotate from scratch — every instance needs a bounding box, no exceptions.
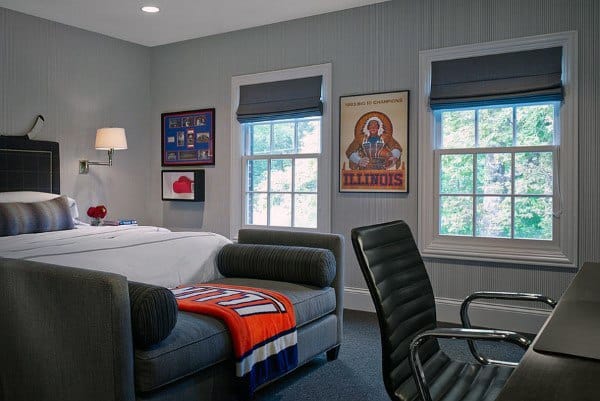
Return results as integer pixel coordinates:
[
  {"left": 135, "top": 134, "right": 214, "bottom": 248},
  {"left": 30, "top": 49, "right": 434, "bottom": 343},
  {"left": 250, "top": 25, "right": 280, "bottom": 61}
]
[{"left": 351, "top": 220, "right": 556, "bottom": 401}]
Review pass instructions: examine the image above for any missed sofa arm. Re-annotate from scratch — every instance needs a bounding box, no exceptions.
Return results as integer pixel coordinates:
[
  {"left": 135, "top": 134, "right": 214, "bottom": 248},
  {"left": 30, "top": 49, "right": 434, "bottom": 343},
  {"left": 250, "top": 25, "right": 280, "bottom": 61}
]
[
  {"left": 237, "top": 229, "right": 345, "bottom": 347},
  {"left": 0, "top": 258, "right": 135, "bottom": 401}
]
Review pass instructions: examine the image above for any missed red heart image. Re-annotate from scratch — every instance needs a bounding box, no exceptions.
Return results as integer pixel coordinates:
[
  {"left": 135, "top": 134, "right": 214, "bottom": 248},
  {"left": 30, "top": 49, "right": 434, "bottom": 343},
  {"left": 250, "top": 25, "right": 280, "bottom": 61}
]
[{"left": 173, "top": 176, "right": 194, "bottom": 193}]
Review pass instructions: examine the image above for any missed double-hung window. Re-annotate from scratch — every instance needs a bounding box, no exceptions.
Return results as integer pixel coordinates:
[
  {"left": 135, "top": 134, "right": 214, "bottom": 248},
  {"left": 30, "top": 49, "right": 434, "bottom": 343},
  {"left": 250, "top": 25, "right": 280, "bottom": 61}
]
[
  {"left": 418, "top": 32, "right": 577, "bottom": 267},
  {"left": 243, "top": 117, "right": 321, "bottom": 228},
  {"left": 230, "top": 64, "right": 332, "bottom": 237},
  {"left": 436, "top": 103, "right": 557, "bottom": 240}
]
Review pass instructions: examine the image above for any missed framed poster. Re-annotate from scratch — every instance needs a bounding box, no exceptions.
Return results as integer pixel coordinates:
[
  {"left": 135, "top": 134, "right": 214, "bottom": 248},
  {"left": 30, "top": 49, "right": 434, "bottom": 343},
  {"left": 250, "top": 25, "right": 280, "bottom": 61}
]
[
  {"left": 339, "top": 91, "right": 409, "bottom": 193},
  {"left": 161, "top": 108, "right": 215, "bottom": 166},
  {"left": 161, "top": 170, "right": 205, "bottom": 202}
]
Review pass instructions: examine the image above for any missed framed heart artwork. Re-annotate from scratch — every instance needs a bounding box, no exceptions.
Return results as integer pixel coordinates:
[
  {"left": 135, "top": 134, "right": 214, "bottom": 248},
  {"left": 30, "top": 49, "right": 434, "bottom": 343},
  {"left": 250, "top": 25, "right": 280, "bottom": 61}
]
[{"left": 161, "top": 170, "right": 205, "bottom": 202}]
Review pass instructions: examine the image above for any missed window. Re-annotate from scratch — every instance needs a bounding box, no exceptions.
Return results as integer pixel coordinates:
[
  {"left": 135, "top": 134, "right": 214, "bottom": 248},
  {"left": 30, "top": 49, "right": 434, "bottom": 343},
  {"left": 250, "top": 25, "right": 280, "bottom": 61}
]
[
  {"left": 418, "top": 32, "right": 577, "bottom": 267},
  {"left": 436, "top": 103, "right": 557, "bottom": 240},
  {"left": 230, "top": 64, "right": 332, "bottom": 237},
  {"left": 243, "top": 117, "right": 321, "bottom": 228}
]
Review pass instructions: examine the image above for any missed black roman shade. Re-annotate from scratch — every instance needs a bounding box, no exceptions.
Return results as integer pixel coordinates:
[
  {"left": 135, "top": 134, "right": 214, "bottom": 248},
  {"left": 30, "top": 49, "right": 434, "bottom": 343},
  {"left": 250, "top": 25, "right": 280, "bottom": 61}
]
[
  {"left": 430, "top": 47, "right": 563, "bottom": 109},
  {"left": 236, "top": 76, "right": 323, "bottom": 123}
]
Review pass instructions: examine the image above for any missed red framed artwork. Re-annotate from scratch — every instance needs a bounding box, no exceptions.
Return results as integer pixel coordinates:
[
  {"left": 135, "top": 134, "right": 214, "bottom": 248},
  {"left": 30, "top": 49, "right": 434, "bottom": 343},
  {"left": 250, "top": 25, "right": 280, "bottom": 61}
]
[{"left": 161, "top": 170, "right": 205, "bottom": 202}]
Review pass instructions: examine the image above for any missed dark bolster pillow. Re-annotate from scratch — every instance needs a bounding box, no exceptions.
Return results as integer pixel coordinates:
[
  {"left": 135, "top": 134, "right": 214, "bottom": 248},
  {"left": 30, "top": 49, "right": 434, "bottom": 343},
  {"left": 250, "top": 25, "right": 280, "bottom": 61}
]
[
  {"left": 128, "top": 282, "right": 178, "bottom": 348},
  {"left": 217, "top": 244, "right": 336, "bottom": 288},
  {"left": 0, "top": 195, "right": 74, "bottom": 237}
]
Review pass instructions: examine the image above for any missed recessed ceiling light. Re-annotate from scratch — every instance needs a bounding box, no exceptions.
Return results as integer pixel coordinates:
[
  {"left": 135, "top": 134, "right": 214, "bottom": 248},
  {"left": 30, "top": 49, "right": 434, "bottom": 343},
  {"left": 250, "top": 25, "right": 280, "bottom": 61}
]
[{"left": 141, "top": 6, "right": 160, "bottom": 13}]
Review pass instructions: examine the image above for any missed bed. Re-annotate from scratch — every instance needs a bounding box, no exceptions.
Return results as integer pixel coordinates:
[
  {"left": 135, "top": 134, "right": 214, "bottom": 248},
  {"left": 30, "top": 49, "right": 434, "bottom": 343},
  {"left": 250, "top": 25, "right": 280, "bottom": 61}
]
[
  {"left": 0, "top": 225, "right": 230, "bottom": 286},
  {"left": 0, "top": 135, "right": 230, "bottom": 286},
  {"left": 0, "top": 135, "right": 344, "bottom": 401}
]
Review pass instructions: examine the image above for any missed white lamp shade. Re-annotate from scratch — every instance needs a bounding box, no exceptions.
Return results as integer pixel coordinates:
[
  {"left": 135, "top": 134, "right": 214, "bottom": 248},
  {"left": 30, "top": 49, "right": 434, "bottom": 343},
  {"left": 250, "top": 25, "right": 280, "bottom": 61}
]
[{"left": 95, "top": 128, "right": 128, "bottom": 150}]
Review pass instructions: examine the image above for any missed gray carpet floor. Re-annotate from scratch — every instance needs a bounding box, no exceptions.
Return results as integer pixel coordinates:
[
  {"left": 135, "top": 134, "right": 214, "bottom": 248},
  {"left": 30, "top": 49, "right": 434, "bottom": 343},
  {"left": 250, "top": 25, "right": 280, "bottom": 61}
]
[{"left": 255, "top": 309, "right": 525, "bottom": 401}]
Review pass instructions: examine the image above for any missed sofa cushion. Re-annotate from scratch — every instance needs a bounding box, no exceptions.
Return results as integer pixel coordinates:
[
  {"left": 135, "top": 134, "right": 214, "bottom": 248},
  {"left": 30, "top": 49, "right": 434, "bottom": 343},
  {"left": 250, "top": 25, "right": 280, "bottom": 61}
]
[
  {"left": 212, "top": 278, "right": 336, "bottom": 327},
  {"left": 217, "top": 244, "right": 336, "bottom": 288},
  {"left": 134, "top": 279, "right": 335, "bottom": 393},
  {"left": 128, "top": 282, "right": 178, "bottom": 348}
]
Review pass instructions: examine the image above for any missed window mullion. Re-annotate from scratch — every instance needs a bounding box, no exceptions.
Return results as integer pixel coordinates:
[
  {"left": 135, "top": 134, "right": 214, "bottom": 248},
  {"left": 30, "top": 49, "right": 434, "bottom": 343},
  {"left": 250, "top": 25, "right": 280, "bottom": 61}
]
[
  {"left": 294, "top": 120, "right": 299, "bottom": 153},
  {"left": 434, "top": 149, "right": 441, "bottom": 235},
  {"left": 249, "top": 124, "right": 253, "bottom": 155},
  {"left": 472, "top": 151, "right": 476, "bottom": 237},
  {"left": 512, "top": 106, "right": 517, "bottom": 146},
  {"left": 474, "top": 109, "right": 479, "bottom": 148},
  {"left": 553, "top": 102, "right": 560, "bottom": 145},
  {"left": 266, "top": 158, "right": 271, "bottom": 226},
  {"left": 438, "top": 145, "right": 554, "bottom": 155},
  {"left": 473, "top": 109, "right": 478, "bottom": 238},
  {"left": 269, "top": 122, "right": 274, "bottom": 153},
  {"left": 291, "top": 156, "right": 296, "bottom": 228},
  {"left": 434, "top": 112, "right": 441, "bottom": 237},
  {"left": 511, "top": 150, "right": 516, "bottom": 239},
  {"left": 435, "top": 111, "right": 442, "bottom": 148}
]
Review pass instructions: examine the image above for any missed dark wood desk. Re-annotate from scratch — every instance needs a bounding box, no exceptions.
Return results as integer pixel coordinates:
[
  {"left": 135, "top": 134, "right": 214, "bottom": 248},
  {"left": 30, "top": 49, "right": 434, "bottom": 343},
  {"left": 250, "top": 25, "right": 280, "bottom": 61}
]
[{"left": 496, "top": 262, "right": 600, "bottom": 401}]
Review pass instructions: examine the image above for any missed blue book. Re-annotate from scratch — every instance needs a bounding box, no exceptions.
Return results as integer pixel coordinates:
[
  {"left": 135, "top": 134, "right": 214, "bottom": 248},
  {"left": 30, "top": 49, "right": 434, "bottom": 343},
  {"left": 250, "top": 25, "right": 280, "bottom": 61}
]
[{"left": 102, "top": 219, "right": 138, "bottom": 226}]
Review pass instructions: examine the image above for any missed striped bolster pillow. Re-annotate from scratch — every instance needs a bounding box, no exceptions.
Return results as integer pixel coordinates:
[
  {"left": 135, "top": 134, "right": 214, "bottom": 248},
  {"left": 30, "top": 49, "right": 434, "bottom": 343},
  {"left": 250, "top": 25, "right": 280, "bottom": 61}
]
[
  {"left": 0, "top": 195, "right": 74, "bottom": 236},
  {"left": 217, "top": 243, "right": 336, "bottom": 288},
  {"left": 128, "top": 282, "right": 178, "bottom": 348}
]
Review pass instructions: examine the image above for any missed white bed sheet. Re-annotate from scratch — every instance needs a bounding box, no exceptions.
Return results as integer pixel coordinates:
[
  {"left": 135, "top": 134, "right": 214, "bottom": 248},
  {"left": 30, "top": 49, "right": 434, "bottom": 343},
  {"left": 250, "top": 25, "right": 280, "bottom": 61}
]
[{"left": 0, "top": 225, "right": 231, "bottom": 287}]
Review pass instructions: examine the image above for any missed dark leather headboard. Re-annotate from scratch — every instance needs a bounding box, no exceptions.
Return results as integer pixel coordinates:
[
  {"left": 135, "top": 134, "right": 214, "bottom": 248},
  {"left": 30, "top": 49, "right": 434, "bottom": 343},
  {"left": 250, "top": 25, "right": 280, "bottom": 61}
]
[{"left": 0, "top": 136, "right": 60, "bottom": 194}]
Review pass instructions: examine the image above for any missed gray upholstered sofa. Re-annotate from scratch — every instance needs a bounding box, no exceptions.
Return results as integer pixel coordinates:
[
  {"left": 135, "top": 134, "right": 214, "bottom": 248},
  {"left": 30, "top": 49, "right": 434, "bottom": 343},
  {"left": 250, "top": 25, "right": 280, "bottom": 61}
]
[{"left": 0, "top": 229, "right": 344, "bottom": 401}]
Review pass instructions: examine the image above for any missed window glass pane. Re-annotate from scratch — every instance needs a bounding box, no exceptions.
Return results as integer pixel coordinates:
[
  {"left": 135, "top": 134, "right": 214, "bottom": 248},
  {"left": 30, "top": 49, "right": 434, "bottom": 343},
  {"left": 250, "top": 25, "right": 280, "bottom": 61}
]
[
  {"left": 514, "top": 197, "right": 553, "bottom": 240},
  {"left": 440, "top": 154, "right": 473, "bottom": 194},
  {"left": 478, "top": 107, "right": 513, "bottom": 147},
  {"left": 516, "top": 104, "right": 554, "bottom": 146},
  {"left": 514, "top": 152, "right": 553, "bottom": 195},
  {"left": 294, "top": 194, "right": 317, "bottom": 228},
  {"left": 294, "top": 158, "right": 318, "bottom": 192},
  {"left": 441, "top": 110, "right": 475, "bottom": 148},
  {"left": 244, "top": 115, "right": 323, "bottom": 230},
  {"left": 248, "top": 124, "right": 270, "bottom": 155},
  {"left": 440, "top": 196, "right": 473, "bottom": 236},
  {"left": 272, "top": 122, "right": 295, "bottom": 154},
  {"left": 270, "top": 159, "right": 292, "bottom": 192},
  {"left": 246, "top": 159, "right": 268, "bottom": 191},
  {"left": 475, "top": 196, "right": 511, "bottom": 238},
  {"left": 270, "top": 194, "right": 291, "bottom": 227},
  {"left": 246, "top": 193, "right": 267, "bottom": 225},
  {"left": 298, "top": 120, "right": 321, "bottom": 154},
  {"left": 476, "top": 153, "right": 512, "bottom": 194}
]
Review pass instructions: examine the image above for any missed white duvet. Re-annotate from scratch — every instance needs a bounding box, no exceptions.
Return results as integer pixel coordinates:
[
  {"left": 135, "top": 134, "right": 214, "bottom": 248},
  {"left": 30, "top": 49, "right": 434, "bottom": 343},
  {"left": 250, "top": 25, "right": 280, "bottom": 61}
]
[{"left": 0, "top": 226, "right": 231, "bottom": 287}]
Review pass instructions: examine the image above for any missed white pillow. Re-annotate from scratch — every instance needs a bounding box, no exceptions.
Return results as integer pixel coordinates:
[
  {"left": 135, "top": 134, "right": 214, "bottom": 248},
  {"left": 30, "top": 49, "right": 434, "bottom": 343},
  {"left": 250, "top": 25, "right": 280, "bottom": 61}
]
[{"left": 0, "top": 191, "right": 79, "bottom": 220}]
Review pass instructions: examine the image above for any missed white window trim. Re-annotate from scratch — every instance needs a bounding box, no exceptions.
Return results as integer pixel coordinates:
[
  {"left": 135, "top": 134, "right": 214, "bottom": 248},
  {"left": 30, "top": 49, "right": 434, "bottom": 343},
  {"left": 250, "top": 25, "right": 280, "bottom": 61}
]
[
  {"left": 417, "top": 32, "right": 578, "bottom": 268},
  {"left": 230, "top": 64, "right": 332, "bottom": 239}
]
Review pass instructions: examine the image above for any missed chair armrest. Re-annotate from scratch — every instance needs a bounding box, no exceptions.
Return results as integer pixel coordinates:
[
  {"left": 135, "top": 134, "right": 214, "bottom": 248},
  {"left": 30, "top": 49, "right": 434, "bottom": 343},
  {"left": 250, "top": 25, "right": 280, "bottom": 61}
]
[
  {"left": 409, "top": 328, "right": 531, "bottom": 401},
  {"left": 460, "top": 291, "right": 557, "bottom": 364}
]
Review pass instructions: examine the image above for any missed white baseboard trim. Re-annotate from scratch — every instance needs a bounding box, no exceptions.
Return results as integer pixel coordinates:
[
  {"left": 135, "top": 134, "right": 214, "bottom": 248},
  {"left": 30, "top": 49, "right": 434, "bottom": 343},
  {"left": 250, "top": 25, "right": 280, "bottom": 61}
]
[
  {"left": 344, "top": 287, "right": 551, "bottom": 334},
  {"left": 344, "top": 287, "right": 375, "bottom": 312}
]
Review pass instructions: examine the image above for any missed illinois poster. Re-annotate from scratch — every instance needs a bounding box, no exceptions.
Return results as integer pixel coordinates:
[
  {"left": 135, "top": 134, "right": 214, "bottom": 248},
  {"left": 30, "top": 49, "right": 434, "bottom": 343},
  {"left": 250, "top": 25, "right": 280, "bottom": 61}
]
[{"left": 339, "top": 91, "right": 408, "bottom": 192}]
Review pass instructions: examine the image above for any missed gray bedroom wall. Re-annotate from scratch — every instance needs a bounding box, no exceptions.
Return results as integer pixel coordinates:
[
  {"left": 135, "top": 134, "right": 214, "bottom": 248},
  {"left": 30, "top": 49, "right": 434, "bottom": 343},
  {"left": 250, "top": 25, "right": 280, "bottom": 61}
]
[
  {"left": 0, "top": 8, "right": 152, "bottom": 222},
  {"left": 150, "top": 0, "right": 599, "bottom": 307}
]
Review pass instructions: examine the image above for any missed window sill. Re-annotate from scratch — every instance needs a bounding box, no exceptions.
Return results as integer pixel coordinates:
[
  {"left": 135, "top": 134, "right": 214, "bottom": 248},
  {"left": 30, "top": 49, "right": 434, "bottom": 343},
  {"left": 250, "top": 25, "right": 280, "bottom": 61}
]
[{"left": 420, "top": 237, "right": 577, "bottom": 268}]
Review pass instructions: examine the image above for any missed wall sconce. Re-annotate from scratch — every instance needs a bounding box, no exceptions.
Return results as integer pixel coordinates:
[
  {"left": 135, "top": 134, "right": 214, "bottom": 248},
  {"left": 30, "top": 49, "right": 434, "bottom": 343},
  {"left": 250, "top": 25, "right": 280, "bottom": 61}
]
[{"left": 79, "top": 128, "right": 128, "bottom": 174}]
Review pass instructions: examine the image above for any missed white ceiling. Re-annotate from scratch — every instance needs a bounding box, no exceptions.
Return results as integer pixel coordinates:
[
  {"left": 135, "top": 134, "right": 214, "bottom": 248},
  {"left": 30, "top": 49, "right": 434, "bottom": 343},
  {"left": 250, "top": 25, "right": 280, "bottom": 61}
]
[{"left": 0, "top": 0, "right": 389, "bottom": 47}]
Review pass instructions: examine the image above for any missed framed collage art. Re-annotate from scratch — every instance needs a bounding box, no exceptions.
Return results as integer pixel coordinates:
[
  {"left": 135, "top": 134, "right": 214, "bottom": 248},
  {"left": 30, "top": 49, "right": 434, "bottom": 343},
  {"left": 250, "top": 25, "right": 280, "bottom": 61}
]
[{"left": 161, "top": 108, "right": 215, "bottom": 166}]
